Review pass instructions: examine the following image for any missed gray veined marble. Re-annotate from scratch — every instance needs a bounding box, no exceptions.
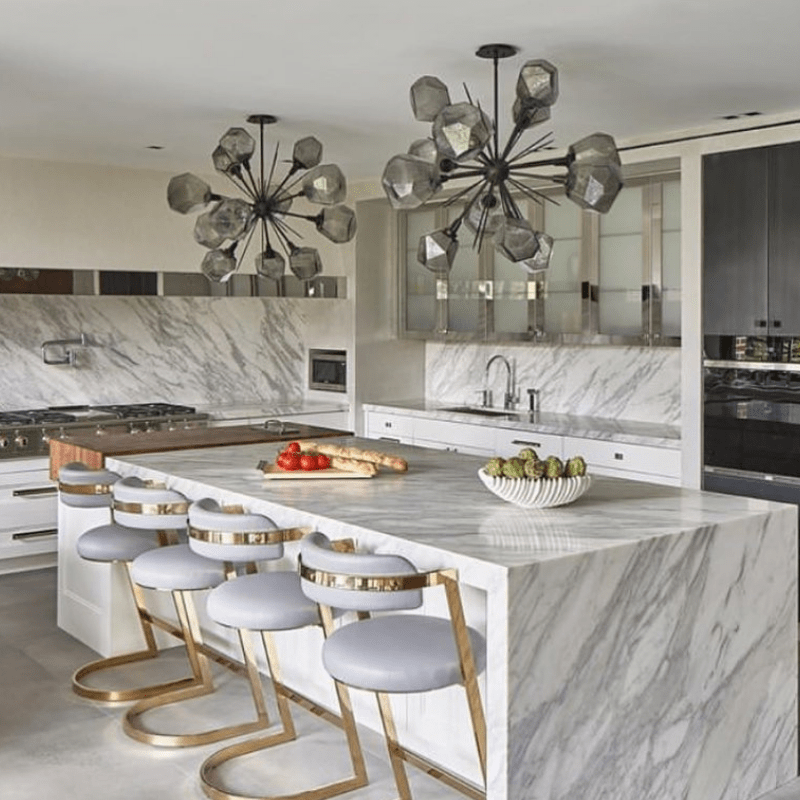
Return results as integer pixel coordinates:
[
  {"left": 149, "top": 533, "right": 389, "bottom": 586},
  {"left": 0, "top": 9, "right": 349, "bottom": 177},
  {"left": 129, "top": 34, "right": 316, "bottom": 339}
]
[
  {"left": 425, "top": 341, "right": 681, "bottom": 425},
  {"left": 105, "top": 439, "right": 797, "bottom": 800},
  {"left": 0, "top": 295, "right": 331, "bottom": 407}
]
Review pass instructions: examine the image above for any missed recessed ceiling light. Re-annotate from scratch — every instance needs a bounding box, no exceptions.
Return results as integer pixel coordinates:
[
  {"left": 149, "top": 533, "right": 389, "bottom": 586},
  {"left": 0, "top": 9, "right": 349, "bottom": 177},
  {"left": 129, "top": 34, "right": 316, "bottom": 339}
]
[{"left": 146, "top": 145, "right": 165, "bottom": 150}]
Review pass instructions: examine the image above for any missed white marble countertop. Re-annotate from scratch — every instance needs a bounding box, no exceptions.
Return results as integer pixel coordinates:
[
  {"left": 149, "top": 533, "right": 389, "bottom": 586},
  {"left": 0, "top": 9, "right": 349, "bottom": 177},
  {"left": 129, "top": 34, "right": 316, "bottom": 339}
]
[
  {"left": 194, "top": 399, "right": 348, "bottom": 421},
  {"left": 363, "top": 399, "right": 681, "bottom": 448},
  {"left": 104, "top": 438, "right": 798, "bottom": 800},
  {"left": 107, "top": 436, "right": 781, "bottom": 576}
]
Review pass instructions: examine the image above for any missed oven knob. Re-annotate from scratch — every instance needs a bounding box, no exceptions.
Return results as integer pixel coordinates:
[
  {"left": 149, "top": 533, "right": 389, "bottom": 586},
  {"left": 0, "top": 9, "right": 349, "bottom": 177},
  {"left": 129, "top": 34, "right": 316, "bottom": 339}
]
[
  {"left": 0, "top": 435, "right": 8, "bottom": 449},
  {"left": 41, "top": 428, "right": 51, "bottom": 445},
  {"left": 14, "top": 433, "right": 28, "bottom": 448}
]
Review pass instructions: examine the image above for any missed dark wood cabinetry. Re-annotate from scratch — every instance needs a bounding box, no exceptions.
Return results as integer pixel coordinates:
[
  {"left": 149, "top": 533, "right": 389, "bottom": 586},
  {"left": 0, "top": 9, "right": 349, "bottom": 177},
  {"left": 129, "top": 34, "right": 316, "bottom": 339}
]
[{"left": 703, "top": 141, "right": 800, "bottom": 336}]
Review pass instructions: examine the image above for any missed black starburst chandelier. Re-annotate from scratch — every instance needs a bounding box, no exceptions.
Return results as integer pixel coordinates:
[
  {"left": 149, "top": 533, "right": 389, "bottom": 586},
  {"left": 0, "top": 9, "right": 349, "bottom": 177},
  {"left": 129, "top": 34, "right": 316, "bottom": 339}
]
[
  {"left": 167, "top": 114, "right": 356, "bottom": 283},
  {"left": 381, "top": 44, "right": 623, "bottom": 273}
]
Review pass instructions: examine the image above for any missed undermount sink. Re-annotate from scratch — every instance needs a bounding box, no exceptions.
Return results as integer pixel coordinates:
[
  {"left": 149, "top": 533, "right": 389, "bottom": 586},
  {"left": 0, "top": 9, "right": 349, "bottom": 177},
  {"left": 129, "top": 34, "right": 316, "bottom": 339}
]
[{"left": 442, "top": 406, "right": 516, "bottom": 418}]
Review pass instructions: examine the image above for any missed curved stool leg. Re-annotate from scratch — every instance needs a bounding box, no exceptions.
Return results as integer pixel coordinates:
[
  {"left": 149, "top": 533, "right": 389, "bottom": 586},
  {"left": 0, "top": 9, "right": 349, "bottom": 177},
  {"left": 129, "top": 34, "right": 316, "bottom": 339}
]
[
  {"left": 123, "top": 588, "right": 271, "bottom": 747},
  {"left": 199, "top": 608, "right": 368, "bottom": 800},
  {"left": 72, "top": 561, "right": 204, "bottom": 703}
]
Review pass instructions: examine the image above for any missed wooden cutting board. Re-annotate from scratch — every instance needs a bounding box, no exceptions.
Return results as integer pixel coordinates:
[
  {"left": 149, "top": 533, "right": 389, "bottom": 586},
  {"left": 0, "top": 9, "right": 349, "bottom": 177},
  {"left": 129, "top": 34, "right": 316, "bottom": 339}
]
[
  {"left": 260, "top": 464, "right": 373, "bottom": 480},
  {"left": 49, "top": 423, "right": 348, "bottom": 480}
]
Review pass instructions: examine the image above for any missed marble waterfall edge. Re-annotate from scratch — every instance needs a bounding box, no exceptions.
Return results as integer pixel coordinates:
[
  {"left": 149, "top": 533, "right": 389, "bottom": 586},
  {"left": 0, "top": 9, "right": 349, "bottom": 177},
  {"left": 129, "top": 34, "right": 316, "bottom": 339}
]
[{"left": 507, "top": 507, "right": 798, "bottom": 800}]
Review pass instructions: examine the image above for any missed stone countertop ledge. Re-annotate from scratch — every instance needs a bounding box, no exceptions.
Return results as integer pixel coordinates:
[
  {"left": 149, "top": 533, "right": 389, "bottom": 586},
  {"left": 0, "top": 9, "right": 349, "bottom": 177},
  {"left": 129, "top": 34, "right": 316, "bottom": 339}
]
[{"left": 362, "top": 399, "right": 681, "bottom": 449}]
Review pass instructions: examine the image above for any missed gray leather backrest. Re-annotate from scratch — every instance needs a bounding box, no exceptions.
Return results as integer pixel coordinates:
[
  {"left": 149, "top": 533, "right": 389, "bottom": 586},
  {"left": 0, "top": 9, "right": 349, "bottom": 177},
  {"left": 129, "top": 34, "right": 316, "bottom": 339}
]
[
  {"left": 188, "top": 497, "right": 283, "bottom": 562},
  {"left": 112, "top": 476, "right": 189, "bottom": 530},
  {"left": 299, "top": 531, "right": 422, "bottom": 611}
]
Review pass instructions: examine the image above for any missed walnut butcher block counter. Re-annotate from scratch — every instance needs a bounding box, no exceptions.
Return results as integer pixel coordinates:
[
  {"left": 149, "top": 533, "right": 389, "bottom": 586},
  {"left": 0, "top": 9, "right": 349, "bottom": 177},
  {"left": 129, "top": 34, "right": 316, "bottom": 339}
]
[{"left": 48, "top": 422, "right": 348, "bottom": 479}]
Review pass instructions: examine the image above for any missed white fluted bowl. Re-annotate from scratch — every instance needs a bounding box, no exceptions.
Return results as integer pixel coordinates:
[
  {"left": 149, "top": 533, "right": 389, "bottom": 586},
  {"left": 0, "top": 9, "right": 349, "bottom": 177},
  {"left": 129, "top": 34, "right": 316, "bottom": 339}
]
[{"left": 478, "top": 469, "right": 592, "bottom": 509}]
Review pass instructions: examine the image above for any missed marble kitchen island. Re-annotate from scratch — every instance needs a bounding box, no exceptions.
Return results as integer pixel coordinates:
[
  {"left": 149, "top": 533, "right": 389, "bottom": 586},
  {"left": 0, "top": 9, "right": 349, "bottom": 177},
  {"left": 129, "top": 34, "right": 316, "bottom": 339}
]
[{"left": 94, "top": 437, "right": 798, "bottom": 800}]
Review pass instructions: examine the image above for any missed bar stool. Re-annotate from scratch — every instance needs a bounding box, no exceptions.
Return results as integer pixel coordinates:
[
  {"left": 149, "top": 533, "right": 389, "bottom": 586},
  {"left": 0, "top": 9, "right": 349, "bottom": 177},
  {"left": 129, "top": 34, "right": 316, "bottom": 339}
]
[
  {"left": 122, "top": 492, "right": 276, "bottom": 748},
  {"left": 61, "top": 468, "right": 199, "bottom": 702},
  {"left": 188, "top": 500, "right": 368, "bottom": 800},
  {"left": 299, "top": 531, "right": 487, "bottom": 800},
  {"left": 58, "top": 461, "right": 120, "bottom": 509}
]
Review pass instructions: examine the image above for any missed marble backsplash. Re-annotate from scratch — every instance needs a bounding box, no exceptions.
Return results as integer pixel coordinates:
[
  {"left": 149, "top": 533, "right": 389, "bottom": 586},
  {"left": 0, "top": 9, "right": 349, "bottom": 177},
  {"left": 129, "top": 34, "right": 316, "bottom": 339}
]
[
  {"left": 425, "top": 342, "right": 681, "bottom": 425},
  {"left": 0, "top": 295, "right": 328, "bottom": 409}
]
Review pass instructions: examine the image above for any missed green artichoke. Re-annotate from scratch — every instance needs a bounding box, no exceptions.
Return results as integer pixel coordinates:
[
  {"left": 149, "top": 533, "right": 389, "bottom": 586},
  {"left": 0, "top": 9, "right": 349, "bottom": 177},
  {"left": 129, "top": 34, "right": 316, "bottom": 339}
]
[
  {"left": 524, "top": 458, "right": 546, "bottom": 479},
  {"left": 565, "top": 456, "right": 587, "bottom": 477},
  {"left": 517, "top": 447, "right": 538, "bottom": 462},
  {"left": 502, "top": 457, "right": 526, "bottom": 479},
  {"left": 484, "top": 457, "right": 505, "bottom": 477},
  {"left": 544, "top": 455, "right": 564, "bottom": 479}
]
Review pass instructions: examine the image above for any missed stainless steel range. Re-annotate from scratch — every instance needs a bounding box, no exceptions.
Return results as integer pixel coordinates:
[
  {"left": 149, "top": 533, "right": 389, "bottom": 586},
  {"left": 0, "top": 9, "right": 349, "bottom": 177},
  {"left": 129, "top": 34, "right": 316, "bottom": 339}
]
[
  {"left": 0, "top": 402, "right": 209, "bottom": 460},
  {"left": 0, "top": 403, "right": 209, "bottom": 574}
]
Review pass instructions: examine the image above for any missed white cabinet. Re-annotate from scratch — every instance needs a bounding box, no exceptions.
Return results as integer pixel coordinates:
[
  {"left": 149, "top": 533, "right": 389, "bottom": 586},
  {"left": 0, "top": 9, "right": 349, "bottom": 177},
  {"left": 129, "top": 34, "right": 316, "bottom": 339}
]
[
  {"left": 494, "top": 428, "right": 564, "bottom": 459},
  {"left": 563, "top": 436, "right": 681, "bottom": 486},
  {"left": 364, "top": 407, "right": 681, "bottom": 485},
  {"left": 364, "top": 410, "right": 414, "bottom": 444},
  {"left": 413, "top": 417, "right": 496, "bottom": 456},
  {"left": 0, "top": 459, "right": 58, "bottom": 574}
]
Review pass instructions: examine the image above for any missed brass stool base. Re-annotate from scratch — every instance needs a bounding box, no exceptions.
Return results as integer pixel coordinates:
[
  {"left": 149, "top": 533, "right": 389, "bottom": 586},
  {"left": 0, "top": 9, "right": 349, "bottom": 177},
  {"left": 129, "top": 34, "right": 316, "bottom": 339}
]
[
  {"left": 122, "top": 681, "right": 270, "bottom": 748},
  {"left": 72, "top": 649, "right": 201, "bottom": 703}
]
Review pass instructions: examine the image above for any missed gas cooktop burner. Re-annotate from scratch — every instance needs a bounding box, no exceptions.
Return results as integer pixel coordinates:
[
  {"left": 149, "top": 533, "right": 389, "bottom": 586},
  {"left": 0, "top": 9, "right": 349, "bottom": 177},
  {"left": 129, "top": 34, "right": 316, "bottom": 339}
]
[
  {"left": 0, "top": 409, "right": 78, "bottom": 425},
  {"left": 91, "top": 403, "right": 198, "bottom": 419}
]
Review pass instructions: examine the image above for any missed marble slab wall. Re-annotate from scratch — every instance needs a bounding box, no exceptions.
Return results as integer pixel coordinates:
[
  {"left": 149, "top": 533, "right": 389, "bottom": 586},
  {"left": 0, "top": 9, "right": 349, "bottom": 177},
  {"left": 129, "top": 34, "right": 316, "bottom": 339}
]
[
  {"left": 0, "top": 295, "right": 347, "bottom": 408},
  {"left": 426, "top": 342, "right": 681, "bottom": 424},
  {"left": 507, "top": 506, "right": 798, "bottom": 800}
]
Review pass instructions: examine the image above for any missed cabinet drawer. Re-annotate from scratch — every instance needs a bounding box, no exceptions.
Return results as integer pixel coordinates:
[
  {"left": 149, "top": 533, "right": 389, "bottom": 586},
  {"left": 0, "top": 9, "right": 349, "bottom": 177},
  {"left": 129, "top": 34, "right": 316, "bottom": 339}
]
[
  {"left": 568, "top": 437, "right": 681, "bottom": 478},
  {"left": 413, "top": 418, "right": 496, "bottom": 453},
  {"left": 365, "top": 411, "right": 414, "bottom": 442},
  {"left": 494, "top": 429, "right": 563, "bottom": 459}
]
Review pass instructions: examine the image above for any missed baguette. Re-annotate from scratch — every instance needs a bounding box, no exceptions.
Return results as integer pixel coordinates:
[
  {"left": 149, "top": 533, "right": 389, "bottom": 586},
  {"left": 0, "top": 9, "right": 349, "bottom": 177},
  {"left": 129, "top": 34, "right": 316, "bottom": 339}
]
[
  {"left": 306, "top": 442, "right": 408, "bottom": 473},
  {"left": 328, "top": 456, "right": 379, "bottom": 477}
]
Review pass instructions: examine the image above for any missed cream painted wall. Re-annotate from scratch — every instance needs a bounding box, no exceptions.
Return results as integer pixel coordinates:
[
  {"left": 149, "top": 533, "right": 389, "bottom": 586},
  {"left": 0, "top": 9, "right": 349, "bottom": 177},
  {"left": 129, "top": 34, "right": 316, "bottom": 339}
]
[{"left": 0, "top": 153, "right": 358, "bottom": 410}]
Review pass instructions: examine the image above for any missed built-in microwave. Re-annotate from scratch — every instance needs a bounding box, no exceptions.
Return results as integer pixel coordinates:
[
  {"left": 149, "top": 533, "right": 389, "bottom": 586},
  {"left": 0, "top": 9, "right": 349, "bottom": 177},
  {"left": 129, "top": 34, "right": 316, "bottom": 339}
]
[{"left": 308, "top": 349, "right": 347, "bottom": 393}]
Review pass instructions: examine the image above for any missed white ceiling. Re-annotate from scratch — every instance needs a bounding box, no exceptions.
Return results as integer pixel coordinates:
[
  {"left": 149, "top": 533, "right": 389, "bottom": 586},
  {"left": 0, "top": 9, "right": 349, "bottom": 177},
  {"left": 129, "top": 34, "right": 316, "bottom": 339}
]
[{"left": 0, "top": 0, "right": 798, "bottom": 182}]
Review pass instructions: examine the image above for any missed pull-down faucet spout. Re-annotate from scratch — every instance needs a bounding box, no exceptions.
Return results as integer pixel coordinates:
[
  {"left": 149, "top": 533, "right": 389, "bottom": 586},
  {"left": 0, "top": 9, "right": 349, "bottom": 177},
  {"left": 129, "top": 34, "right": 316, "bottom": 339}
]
[{"left": 484, "top": 354, "right": 519, "bottom": 410}]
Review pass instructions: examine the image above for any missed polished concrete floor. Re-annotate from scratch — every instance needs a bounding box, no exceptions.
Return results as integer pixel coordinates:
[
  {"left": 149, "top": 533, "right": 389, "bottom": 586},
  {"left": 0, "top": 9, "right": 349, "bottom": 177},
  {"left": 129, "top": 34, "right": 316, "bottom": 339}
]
[
  {"left": 0, "top": 567, "right": 463, "bottom": 800},
  {"left": 2, "top": 567, "right": 799, "bottom": 800}
]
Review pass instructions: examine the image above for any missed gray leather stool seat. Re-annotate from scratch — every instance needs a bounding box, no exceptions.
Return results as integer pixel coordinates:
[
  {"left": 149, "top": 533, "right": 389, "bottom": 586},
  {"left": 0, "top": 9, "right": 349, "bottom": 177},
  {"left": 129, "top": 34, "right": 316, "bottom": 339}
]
[
  {"left": 299, "top": 531, "right": 487, "bottom": 800},
  {"left": 59, "top": 462, "right": 121, "bottom": 508},
  {"left": 77, "top": 523, "right": 159, "bottom": 563},
  {"left": 322, "top": 614, "right": 486, "bottom": 694},
  {"left": 69, "top": 475, "right": 202, "bottom": 705},
  {"left": 187, "top": 499, "right": 368, "bottom": 800},
  {"left": 131, "top": 543, "right": 224, "bottom": 591},
  {"left": 206, "top": 571, "right": 321, "bottom": 631}
]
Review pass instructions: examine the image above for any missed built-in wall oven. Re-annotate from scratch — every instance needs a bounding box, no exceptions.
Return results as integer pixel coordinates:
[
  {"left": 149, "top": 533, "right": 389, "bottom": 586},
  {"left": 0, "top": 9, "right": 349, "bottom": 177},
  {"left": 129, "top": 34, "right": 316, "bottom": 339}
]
[
  {"left": 703, "top": 336, "right": 800, "bottom": 509},
  {"left": 0, "top": 403, "right": 208, "bottom": 573}
]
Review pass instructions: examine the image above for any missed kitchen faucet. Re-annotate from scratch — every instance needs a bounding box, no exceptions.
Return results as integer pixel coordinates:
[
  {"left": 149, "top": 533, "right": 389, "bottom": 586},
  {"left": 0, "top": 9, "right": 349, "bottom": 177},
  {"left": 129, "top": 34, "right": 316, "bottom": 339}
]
[{"left": 484, "top": 354, "right": 519, "bottom": 410}]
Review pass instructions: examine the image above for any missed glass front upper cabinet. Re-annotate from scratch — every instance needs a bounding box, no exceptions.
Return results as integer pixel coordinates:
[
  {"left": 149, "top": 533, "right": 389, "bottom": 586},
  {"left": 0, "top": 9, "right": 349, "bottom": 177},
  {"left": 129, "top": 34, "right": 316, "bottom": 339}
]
[{"left": 397, "top": 168, "right": 681, "bottom": 345}]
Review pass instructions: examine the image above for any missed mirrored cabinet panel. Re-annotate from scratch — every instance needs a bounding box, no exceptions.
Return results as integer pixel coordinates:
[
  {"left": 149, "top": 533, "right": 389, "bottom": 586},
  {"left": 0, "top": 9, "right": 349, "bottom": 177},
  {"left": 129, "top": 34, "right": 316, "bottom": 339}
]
[
  {"left": 397, "top": 163, "right": 680, "bottom": 346},
  {"left": 0, "top": 268, "right": 347, "bottom": 298}
]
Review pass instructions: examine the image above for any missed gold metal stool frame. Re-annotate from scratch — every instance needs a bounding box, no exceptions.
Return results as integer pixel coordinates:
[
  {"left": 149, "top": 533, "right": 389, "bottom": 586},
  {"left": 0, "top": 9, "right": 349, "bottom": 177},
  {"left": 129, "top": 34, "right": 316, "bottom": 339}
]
[
  {"left": 67, "top": 477, "right": 208, "bottom": 704},
  {"left": 71, "top": 527, "right": 209, "bottom": 703},
  {"left": 298, "top": 560, "right": 487, "bottom": 800},
  {"left": 187, "top": 530, "right": 368, "bottom": 800}
]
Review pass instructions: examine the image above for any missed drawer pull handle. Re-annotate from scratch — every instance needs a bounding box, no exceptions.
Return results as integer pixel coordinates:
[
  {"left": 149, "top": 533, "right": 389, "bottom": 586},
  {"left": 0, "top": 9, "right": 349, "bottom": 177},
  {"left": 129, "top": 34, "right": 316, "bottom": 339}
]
[
  {"left": 512, "top": 439, "right": 542, "bottom": 448},
  {"left": 614, "top": 452, "right": 624, "bottom": 460},
  {"left": 378, "top": 437, "right": 401, "bottom": 444},
  {"left": 12, "top": 529, "right": 57, "bottom": 540},
  {"left": 13, "top": 486, "right": 58, "bottom": 497}
]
